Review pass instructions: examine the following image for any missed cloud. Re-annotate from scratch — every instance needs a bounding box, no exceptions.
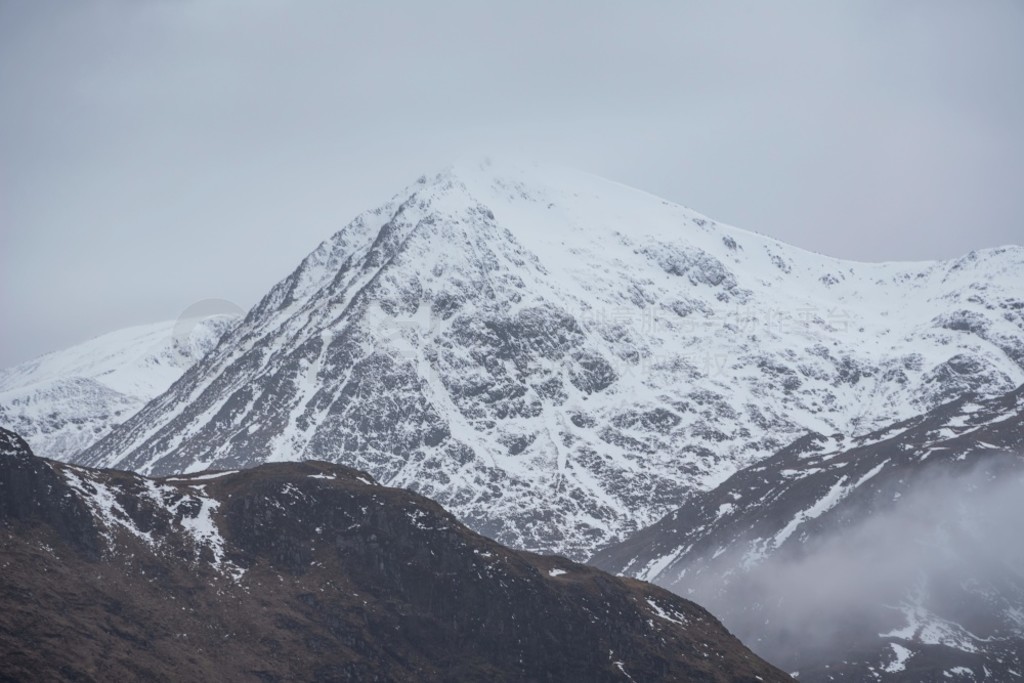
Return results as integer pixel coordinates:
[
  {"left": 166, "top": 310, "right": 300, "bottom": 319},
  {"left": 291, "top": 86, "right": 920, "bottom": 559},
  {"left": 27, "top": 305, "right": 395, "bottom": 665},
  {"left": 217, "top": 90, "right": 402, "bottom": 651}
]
[{"left": 673, "top": 455, "right": 1024, "bottom": 670}]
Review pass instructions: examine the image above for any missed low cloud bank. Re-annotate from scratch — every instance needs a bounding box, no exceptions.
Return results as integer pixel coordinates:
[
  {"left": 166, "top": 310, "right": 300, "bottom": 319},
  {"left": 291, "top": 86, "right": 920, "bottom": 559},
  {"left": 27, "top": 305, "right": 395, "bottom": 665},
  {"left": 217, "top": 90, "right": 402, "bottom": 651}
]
[{"left": 670, "top": 455, "right": 1024, "bottom": 670}]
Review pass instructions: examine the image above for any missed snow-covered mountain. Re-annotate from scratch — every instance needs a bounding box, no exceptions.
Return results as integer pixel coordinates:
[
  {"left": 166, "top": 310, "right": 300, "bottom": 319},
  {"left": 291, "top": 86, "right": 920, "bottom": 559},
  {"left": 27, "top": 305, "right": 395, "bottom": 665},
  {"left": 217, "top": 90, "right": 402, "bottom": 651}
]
[
  {"left": 76, "top": 158, "right": 1024, "bottom": 559},
  {"left": 0, "top": 315, "right": 237, "bottom": 461},
  {"left": 0, "top": 427, "right": 790, "bottom": 682},
  {"left": 591, "top": 386, "right": 1024, "bottom": 681}
]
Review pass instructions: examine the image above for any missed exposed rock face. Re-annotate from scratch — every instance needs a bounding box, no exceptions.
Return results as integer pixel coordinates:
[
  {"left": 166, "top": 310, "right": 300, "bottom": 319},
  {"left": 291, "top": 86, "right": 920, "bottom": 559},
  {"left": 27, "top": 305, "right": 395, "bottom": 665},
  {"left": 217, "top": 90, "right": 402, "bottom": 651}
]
[
  {"left": 77, "top": 159, "right": 1024, "bottom": 559},
  {"left": 591, "top": 387, "right": 1024, "bottom": 682},
  {"left": 0, "top": 428, "right": 101, "bottom": 557},
  {"left": 0, "top": 315, "right": 237, "bottom": 461},
  {"left": 0, "top": 427, "right": 790, "bottom": 682}
]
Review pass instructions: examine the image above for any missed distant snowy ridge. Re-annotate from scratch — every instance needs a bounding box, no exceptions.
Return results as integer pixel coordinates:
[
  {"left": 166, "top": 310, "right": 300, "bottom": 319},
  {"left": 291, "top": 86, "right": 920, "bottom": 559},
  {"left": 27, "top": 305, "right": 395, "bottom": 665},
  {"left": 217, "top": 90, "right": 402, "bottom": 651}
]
[
  {"left": 78, "top": 157, "right": 1024, "bottom": 559},
  {"left": 0, "top": 315, "right": 237, "bottom": 460},
  {"left": 591, "top": 386, "right": 1024, "bottom": 682}
]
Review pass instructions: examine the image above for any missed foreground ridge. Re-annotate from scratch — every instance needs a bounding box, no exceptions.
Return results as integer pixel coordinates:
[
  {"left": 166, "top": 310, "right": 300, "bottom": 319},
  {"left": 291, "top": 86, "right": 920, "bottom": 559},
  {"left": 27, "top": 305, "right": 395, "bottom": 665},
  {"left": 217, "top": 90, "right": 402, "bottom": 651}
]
[{"left": 0, "top": 427, "right": 789, "bottom": 682}]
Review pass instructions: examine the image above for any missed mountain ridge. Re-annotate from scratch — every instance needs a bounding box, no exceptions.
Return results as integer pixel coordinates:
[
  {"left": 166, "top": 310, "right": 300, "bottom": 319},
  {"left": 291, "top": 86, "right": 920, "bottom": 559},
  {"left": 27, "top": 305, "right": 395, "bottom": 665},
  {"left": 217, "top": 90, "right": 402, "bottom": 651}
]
[
  {"left": 590, "top": 385, "right": 1024, "bottom": 681},
  {"left": 0, "top": 426, "right": 790, "bottom": 682},
  {"left": 76, "top": 158, "right": 1024, "bottom": 559},
  {"left": 0, "top": 314, "right": 237, "bottom": 461}
]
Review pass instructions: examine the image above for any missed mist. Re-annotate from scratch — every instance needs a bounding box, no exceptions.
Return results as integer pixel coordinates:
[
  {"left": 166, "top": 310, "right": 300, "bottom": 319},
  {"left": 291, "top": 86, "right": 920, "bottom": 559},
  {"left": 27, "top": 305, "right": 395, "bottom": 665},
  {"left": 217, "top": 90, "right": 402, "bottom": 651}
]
[{"left": 670, "top": 455, "right": 1024, "bottom": 672}]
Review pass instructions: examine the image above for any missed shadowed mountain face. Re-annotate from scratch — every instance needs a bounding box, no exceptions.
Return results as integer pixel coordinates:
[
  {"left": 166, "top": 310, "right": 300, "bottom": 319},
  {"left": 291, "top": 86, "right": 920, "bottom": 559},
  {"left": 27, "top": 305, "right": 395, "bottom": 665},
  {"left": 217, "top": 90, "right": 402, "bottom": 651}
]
[
  {"left": 74, "top": 160, "right": 1024, "bottom": 561},
  {"left": 591, "top": 387, "right": 1024, "bottom": 682},
  {"left": 0, "top": 427, "right": 790, "bottom": 682}
]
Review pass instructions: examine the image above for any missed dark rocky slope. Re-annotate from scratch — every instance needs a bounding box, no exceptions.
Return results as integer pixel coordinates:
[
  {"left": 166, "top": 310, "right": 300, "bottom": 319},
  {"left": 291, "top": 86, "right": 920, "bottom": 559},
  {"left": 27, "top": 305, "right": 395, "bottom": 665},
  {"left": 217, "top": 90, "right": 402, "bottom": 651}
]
[{"left": 0, "top": 427, "right": 789, "bottom": 682}]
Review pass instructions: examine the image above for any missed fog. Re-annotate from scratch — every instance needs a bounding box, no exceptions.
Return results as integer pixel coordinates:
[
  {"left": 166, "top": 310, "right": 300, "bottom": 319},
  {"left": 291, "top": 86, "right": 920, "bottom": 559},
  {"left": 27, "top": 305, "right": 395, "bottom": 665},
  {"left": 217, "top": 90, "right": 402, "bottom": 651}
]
[{"left": 671, "top": 456, "right": 1024, "bottom": 671}]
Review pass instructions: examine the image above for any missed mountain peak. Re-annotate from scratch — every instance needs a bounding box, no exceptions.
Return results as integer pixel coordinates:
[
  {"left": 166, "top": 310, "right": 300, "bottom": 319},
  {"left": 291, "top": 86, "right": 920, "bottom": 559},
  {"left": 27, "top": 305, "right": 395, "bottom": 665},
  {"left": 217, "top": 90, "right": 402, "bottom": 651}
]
[{"left": 76, "top": 163, "right": 1024, "bottom": 559}]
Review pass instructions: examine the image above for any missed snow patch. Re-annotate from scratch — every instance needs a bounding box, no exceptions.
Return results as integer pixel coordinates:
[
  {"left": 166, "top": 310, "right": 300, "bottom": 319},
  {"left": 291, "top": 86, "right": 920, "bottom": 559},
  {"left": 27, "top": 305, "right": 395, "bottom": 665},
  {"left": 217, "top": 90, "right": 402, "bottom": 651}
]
[
  {"left": 646, "top": 597, "right": 688, "bottom": 626},
  {"left": 881, "top": 642, "right": 913, "bottom": 673}
]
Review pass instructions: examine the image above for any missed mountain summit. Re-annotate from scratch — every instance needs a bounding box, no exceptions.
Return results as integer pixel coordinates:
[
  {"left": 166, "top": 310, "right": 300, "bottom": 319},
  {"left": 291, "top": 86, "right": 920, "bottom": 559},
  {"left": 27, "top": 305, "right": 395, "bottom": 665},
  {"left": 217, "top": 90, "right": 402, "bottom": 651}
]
[{"left": 77, "top": 158, "right": 1024, "bottom": 559}]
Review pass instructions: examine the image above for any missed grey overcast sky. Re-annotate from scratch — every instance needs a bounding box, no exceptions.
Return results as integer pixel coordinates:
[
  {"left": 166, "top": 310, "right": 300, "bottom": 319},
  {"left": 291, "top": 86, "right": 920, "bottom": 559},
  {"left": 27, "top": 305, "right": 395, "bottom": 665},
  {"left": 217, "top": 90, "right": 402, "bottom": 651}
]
[{"left": 2, "top": 1, "right": 1022, "bottom": 367}]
